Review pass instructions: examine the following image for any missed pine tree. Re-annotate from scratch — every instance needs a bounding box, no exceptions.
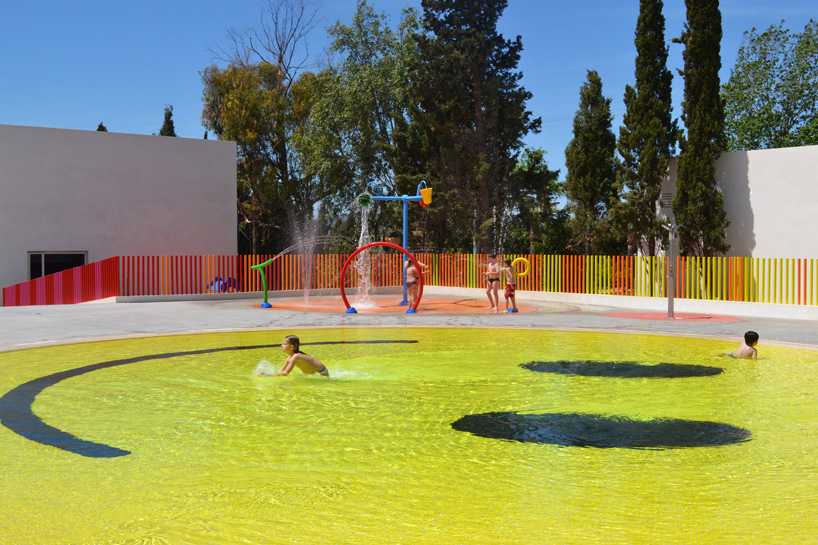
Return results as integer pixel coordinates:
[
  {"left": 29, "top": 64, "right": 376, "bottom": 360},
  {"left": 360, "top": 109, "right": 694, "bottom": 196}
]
[
  {"left": 398, "top": 0, "right": 540, "bottom": 252},
  {"left": 564, "top": 70, "right": 617, "bottom": 255},
  {"left": 672, "top": 0, "right": 729, "bottom": 256},
  {"left": 96, "top": 122, "right": 108, "bottom": 132},
  {"left": 159, "top": 105, "right": 177, "bottom": 137},
  {"left": 616, "top": 0, "right": 677, "bottom": 256}
]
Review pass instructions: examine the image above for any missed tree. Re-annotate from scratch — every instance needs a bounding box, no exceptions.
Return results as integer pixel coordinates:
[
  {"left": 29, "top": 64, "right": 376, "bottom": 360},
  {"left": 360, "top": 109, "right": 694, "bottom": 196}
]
[
  {"left": 205, "top": 0, "right": 325, "bottom": 253},
  {"left": 159, "top": 105, "right": 177, "bottom": 137},
  {"left": 722, "top": 19, "right": 818, "bottom": 151},
  {"left": 96, "top": 122, "right": 108, "bottom": 132},
  {"left": 564, "top": 70, "right": 617, "bottom": 255},
  {"left": 672, "top": 0, "right": 729, "bottom": 256},
  {"left": 201, "top": 63, "right": 289, "bottom": 254},
  {"left": 615, "top": 0, "right": 677, "bottom": 256},
  {"left": 295, "top": 1, "right": 420, "bottom": 243},
  {"left": 397, "top": 0, "right": 541, "bottom": 253},
  {"left": 505, "top": 148, "right": 567, "bottom": 254}
]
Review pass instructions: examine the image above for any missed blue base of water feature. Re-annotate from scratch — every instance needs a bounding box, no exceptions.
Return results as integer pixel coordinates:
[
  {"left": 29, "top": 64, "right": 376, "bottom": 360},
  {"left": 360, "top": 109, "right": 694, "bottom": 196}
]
[
  {"left": 398, "top": 300, "right": 409, "bottom": 306},
  {"left": 406, "top": 308, "right": 417, "bottom": 314},
  {"left": 346, "top": 308, "right": 358, "bottom": 314},
  {"left": 261, "top": 303, "right": 272, "bottom": 308}
]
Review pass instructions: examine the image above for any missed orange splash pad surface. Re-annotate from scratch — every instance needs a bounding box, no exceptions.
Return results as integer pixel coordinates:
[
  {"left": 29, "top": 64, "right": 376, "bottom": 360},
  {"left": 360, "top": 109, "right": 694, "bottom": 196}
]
[{"left": 258, "top": 296, "right": 537, "bottom": 314}]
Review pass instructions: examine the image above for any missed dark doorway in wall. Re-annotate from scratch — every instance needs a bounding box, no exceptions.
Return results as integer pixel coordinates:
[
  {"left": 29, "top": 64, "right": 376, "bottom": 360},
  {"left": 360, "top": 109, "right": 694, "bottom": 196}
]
[{"left": 29, "top": 252, "right": 87, "bottom": 280}]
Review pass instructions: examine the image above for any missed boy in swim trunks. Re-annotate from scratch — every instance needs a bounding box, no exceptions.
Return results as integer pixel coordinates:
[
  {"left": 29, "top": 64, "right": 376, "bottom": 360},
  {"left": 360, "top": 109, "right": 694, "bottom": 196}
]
[
  {"left": 502, "top": 258, "right": 518, "bottom": 312},
  {"left": 731, "top": 331, "right": 759, "bottom": 360},
  {"left": 484, "top": 254, "right": 501, "bottom": 310},
  {"left": 259, "top": 335, "right": 330, "bottom": 377}
]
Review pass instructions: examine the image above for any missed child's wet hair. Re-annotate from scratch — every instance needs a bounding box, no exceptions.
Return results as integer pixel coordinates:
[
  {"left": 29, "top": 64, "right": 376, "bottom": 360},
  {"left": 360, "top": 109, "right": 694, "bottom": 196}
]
[
  {"left": 744, "top": 331, "right": 759, "bottom": 345},
  {"left": 284, "top": 335, "right": 303, "bottom": 353},
  {"left": 504, "top": 258, "right": 512, "bottom": 266}
]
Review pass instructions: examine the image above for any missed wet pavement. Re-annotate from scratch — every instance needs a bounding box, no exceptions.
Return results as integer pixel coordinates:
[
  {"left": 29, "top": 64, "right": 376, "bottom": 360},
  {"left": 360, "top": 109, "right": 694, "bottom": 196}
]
[{"left": 1, "top": 294, "right": 816, "bottom": 352}]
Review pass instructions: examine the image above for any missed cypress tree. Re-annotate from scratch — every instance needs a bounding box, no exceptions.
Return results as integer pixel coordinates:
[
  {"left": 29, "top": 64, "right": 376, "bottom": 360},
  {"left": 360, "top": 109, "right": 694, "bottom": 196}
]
[
  {"left": 96, "top": 122, "right": 108, "bottom": 132},
  {"left": 616, "top": 0, "right": 677, "bottom": 256},
  {"left": 564, "top": 70, "right": 617, "bottom": 255},
  {"left": 672, "top": 0, "right": 729, "bottom": 256},
  {"left": 159, "top": 105, "right": 177, "bottom": 137}
]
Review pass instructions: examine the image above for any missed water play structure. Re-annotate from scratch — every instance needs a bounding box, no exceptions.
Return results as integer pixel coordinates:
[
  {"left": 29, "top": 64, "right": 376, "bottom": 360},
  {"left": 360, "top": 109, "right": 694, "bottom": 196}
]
[
  {"left": 339, "top": 241, "right": 425, "bottom": 314},
  {"left": 362, "top": 180, "right": 432, "bottom": 306}
]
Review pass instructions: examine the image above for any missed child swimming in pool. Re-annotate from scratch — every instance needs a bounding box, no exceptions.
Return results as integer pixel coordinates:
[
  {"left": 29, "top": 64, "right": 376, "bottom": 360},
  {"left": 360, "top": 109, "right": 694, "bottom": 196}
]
[
  {"left": 259, "top": 335, "right": 330, "bottom": 377},
  {"left": 730, "top": 331, "right": 759, "bottom": 360}
]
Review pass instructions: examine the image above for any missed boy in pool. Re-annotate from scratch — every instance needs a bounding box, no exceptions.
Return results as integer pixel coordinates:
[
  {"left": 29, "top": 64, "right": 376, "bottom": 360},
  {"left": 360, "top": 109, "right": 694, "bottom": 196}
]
[
  {"left": 484, "top": 254, "right": 501, "bottom": 310},
  {"left": 731, "top": 331, "right": 759, "bottom": 360},
  {"left": 502, "top": 258, "right": 518, "bottom": 312},
  {"left": 259, "top": 335, "right": 330, "bottom": 377}
]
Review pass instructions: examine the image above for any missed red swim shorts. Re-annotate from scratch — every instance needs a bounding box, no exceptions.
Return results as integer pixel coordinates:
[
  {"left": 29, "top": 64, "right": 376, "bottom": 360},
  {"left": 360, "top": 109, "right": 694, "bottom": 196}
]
[{"left": 504, "top": 283, "right": 516, "bottom": 299}]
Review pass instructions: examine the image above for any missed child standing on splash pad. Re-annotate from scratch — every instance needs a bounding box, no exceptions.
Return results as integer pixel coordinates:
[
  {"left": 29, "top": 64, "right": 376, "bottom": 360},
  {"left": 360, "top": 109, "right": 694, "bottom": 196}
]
[
  {"left": 259, "top": 335, "right": 330, "bottom": 377},
  {"left": 484, "top": 254, "right": 501, "bottom": 310},
  {"left": 404, "top": 259, "right": 428, "bottom": 308},
  {"left": 502, "top": 258, "right": 518, "bottom": 312}
]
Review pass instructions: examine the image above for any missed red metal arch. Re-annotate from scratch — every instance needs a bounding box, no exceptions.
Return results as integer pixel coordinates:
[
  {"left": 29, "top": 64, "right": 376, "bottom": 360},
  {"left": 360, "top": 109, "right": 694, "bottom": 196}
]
[{"left": 340, "top": 242, "right": 423, "bottom": 312}]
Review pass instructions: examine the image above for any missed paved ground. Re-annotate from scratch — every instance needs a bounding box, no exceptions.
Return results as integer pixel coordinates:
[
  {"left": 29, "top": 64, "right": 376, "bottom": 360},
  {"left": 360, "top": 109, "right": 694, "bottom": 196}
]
[{"left": 1, "top": 294, "right": 816, "bottom": 352}]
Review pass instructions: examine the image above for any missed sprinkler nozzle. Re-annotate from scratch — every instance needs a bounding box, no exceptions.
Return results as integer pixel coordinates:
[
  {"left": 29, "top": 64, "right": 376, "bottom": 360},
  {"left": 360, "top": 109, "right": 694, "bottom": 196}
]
[{"left": 358, "top": 193, "right": 372, "bottom": 207}]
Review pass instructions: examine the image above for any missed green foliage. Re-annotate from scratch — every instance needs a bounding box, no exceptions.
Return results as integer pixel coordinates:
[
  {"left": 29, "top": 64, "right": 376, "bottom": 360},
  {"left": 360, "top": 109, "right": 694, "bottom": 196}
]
[
  {"left": 295, "top": 1, "right": 420, "bottom": 243},
  {"left": 159, "top": 105, "right": 177, "bottom": 137},
  {"left": 201, "top": 63, "right": 292, "bottom": 254},
  {"left": 673, "top": 0, "right": 729, "bottom": 256},
  {"left": 96, "top": 122, "right": 108, "bottom": 132},
  {"left": 505, "top": 148, "right": 568, "bottom": 254},
  {"left": 615, "top": 0, "right": 677, "bottom": 256},
  {"left": 722, "top": 19, "right": 818, "bottom": 151},
  {"left": 396, "top": 0, "right": 541, "bottom": 253},
  {"left": 564, "top": 70, "right": 617, "bottom": 255}
]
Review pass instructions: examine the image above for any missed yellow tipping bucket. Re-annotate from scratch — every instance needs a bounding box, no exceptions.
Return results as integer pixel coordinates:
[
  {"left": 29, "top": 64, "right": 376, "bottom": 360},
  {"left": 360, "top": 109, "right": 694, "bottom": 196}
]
[{"left": 419, "top": 187, "right": 433, "bottom": 205}]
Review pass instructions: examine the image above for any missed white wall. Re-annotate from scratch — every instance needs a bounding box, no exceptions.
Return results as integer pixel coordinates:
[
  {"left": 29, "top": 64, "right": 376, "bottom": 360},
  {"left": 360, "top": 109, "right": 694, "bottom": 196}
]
[
  {"left": 660, "top": 145, "right": 818, "bottom": 258},
  {"left": 0, "top": 124, "right": 237, "bottom": 302}
]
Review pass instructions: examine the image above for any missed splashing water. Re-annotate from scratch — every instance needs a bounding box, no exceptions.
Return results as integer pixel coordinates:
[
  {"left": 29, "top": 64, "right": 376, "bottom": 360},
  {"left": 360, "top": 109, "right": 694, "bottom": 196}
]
[
  {"left": 254, "top": 359, "right": 277, "bottom": 376},
  {"left": 290, "top": 217, "right": 319, "bottom": 303},
  {"left": 354, "top": 202, "right": 375, "bottom": 308}
]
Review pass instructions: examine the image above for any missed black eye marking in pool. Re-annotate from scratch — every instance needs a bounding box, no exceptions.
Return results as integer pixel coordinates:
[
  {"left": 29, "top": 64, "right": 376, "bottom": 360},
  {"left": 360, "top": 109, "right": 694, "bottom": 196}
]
[
  {"left": 451, "top": 412, "right": 751, "bottom": 449},
  {"left": 520, "top": 360, "right": 723, "bottom": 378},
  {"left": 0, "top": 340, "right": 417, "bottom": 458}
]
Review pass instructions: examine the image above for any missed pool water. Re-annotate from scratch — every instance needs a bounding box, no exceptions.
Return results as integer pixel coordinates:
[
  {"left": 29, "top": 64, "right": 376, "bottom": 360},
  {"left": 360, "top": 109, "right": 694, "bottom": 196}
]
[{"left": 1, "top": 327, "right": 818, "bottom": 544}]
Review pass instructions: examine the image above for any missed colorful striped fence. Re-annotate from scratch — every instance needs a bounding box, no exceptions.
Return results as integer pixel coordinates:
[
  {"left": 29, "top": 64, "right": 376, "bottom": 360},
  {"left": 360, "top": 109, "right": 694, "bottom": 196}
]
[
  {"left": 3, "top": 253, "right": 817, "bottom": 307},
  {"left": 2, "top": 257, "right": 120, "bottom": 306}
]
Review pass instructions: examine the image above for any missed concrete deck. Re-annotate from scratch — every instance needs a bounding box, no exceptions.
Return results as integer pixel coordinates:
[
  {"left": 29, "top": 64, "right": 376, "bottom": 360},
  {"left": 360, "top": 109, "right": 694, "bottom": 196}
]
[{"left": 1, "top": 294, "right": 816, "bottom": 353}]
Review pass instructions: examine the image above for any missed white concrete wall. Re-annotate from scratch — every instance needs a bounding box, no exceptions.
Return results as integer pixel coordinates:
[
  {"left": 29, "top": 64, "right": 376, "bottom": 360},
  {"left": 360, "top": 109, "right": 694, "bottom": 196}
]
[
  {"left": 660, "top": 145, "right": 818, "bottom": 258},
  {"left": 0, "top": 124, "right": 237, "bottom": 303}
]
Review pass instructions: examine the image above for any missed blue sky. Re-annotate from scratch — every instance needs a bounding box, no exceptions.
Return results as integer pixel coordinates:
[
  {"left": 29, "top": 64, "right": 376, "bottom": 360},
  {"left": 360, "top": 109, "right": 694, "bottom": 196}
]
[{"left": 1, "top": 1, "right": 815, "bottom": 180}]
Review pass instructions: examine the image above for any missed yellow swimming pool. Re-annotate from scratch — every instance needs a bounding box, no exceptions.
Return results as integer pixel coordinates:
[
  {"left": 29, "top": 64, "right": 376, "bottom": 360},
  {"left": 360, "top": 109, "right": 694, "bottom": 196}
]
[{"left": 1, "top": 327, "right": 817, "bottom": 544}]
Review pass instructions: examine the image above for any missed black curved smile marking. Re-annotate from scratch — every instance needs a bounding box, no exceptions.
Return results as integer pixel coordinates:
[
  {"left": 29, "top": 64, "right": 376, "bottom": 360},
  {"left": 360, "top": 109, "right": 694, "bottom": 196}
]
[{"left": 0, "top": 340, "right": 417, "bottom": 458}]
